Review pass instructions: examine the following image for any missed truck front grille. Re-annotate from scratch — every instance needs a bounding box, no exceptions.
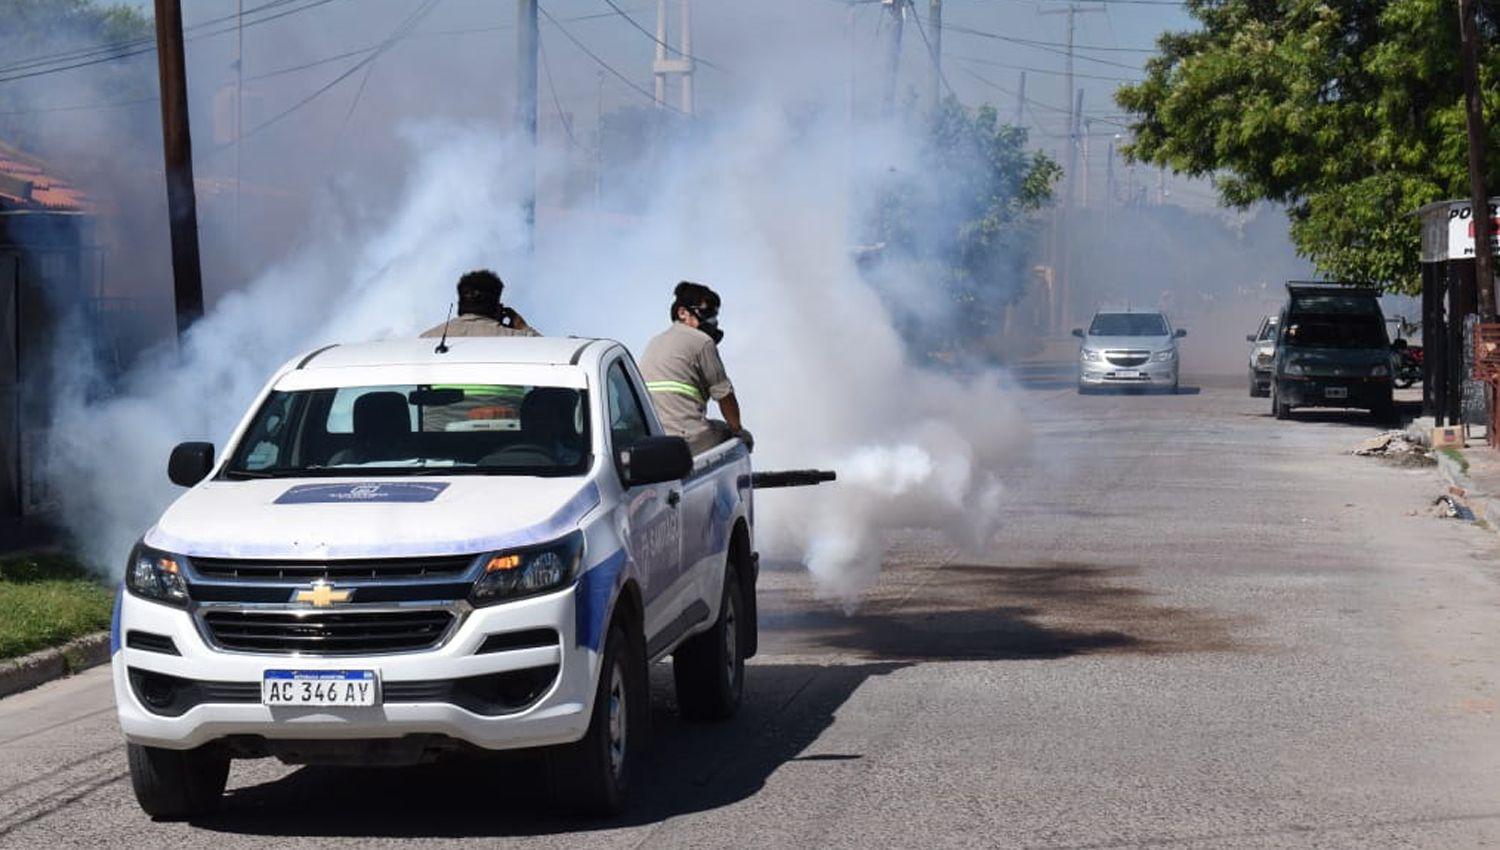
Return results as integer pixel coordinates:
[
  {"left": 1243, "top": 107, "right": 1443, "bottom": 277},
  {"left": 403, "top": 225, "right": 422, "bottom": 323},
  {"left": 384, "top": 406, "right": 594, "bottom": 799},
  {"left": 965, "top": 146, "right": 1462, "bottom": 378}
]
[
  {"left": 190, "top": 555, "right": 475, "bottom": 582},
  {"left": 201, "top": 609, "right": 455, "bottom": 654}
]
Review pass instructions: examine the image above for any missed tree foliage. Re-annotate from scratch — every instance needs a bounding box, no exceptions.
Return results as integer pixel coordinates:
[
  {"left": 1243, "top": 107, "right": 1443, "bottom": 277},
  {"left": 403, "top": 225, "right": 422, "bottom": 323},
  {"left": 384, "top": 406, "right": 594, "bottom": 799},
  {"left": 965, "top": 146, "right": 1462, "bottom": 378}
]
[
  {"left": 877, "top": 96, "right": 1060, "bottom": 321},
  {"left": 1117, "top": 0, "right": 1500, "bottom": 293},
  {"left": 0, "top": 0, "right": 153, "bottom": 148}
]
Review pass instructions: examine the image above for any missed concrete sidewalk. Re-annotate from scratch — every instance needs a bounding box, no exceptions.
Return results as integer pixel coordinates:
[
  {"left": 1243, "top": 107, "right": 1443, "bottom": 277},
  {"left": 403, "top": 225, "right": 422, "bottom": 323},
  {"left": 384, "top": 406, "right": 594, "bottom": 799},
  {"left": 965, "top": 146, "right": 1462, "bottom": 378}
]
[{"left": 1425, "top": 426, "right": 1500, "bottom": 529}]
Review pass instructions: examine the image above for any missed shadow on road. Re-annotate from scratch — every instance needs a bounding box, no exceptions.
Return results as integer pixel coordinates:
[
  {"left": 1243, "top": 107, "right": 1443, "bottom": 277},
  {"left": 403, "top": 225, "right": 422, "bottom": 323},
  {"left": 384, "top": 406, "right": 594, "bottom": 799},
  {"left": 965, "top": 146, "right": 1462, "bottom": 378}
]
[
  {"left": 759, "top": 561, "right": 1240, "bottom": 661},
  {"left": 195, "top": 661, "right": 904, "bottom": 839},
  {"left": 1267, "top": 398, "right": 1424, "bottom": 429}
]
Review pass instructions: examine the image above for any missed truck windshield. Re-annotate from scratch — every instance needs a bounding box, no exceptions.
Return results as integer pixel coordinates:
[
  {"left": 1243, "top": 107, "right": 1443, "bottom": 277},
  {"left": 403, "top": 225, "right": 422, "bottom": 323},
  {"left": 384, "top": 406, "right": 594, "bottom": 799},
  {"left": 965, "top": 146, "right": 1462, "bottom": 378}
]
[
  {"left": 1089, "top": 313, "right": 1169, "bottom": 336},
  {"left": 224, "top": 384, "right": 590, "bottom": 478},
  {"left": 1283, "top": 315, "right": 1388, "bottom": 349}
]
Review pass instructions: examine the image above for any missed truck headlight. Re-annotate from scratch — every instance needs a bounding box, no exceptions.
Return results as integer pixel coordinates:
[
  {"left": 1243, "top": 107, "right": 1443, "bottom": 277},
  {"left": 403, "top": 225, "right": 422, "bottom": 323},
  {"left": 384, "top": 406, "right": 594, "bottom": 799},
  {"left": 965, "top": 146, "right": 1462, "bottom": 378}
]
[
  {"left": 1081, "top": 349, "right": 1101, "bottom": 362},
  {"left": 1283, "top": 362, "right": 1307, "bottom": 376},
  {"left": 470, "top": 531, "right": 584, "bottom": 606},
  {"left": 1370, "top": 364, "right": 1390, "bottom": 377},
  {"left": 125, "top": 545, "right": 190, "bottom": 608}
]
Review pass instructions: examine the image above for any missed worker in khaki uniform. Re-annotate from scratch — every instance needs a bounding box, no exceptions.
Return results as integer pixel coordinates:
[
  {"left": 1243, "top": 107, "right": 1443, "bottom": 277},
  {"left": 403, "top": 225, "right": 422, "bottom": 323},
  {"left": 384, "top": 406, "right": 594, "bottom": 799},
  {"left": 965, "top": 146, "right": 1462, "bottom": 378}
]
[
  {"left": 639, "top": 281, "right": 750, "bottom": 454},
  {"left": 421, "top": 269, "right": 540, "bottom": 339}
]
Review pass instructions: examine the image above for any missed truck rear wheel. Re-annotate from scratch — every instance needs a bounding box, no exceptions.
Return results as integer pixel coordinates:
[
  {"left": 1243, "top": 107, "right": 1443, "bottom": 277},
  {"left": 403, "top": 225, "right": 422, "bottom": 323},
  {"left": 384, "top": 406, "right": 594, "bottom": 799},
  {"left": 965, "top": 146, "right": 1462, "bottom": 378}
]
[
  {"left": 547, "top": 622, "right": 639, "bottom": 816},
  {"left": 672, "top": 562, "right": 745, "bottom": 722},
  {"left": 126, "top": 742, "right": 229, "bottom": 820}
]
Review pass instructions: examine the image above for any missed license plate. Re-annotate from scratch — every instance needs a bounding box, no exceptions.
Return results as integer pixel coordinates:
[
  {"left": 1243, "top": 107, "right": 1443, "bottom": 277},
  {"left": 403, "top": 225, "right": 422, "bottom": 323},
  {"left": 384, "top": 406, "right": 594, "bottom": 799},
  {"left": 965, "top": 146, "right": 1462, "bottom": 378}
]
[
  {"left": 262, "top": 670, "right": 378, "bottom": 707},
  {"left": 1115, "top": 370, "right": 1142, "bottom": 378},
  {"left": 1324, "top": 386, "right": 1349, "bottom": 399}
]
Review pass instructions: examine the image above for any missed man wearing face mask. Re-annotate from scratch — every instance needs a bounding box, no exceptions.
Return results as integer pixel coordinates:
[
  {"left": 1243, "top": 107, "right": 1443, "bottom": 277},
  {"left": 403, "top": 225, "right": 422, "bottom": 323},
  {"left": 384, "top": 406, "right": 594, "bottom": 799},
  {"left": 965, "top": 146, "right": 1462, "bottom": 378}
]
[{"left": 639, "top": 281, "right": 750, "bottom": 454}]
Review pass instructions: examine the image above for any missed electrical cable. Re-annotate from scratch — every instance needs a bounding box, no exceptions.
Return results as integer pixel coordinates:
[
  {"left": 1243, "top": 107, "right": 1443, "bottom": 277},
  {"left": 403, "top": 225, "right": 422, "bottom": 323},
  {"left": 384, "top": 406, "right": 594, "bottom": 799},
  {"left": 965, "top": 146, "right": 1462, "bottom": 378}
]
[
  {"left": 908, "top": 2, "right": 960, "bottom": 100},
  {"left": 206, "top": 0, "right": 443, "bottom": 154},
  {"left": 539, "top": 3, "right": 692, "bottom": 116},
  {"left": 949, "top": 52, "right": 1141, "bottom": 83},
  {"left": 0, "top": 0, "right": 351, "bottom": 84},
  {"left": 597, "top": 0, "right": 726, "bottom": 72},
  {"left": 540, "top": 37, "right": 582, "bottom": 149}
]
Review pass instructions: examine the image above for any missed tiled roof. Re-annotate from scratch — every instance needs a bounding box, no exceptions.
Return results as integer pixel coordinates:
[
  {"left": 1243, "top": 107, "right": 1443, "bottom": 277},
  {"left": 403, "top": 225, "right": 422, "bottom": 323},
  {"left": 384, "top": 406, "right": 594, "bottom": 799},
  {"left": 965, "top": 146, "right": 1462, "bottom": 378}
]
[{"left": 0, "top": 143, "right": 90, "bottom": 213}]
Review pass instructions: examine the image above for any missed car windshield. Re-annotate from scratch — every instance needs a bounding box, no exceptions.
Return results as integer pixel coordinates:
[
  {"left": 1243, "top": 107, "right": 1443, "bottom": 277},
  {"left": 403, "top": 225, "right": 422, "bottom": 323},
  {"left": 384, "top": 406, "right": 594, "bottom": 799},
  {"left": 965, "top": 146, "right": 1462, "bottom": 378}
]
[
  {"left": 1283, "top": 315, "right": 1389, "bottom": 350},
  {"left": 1258, "top": 319, "right": 1279, "bottom": 342},
  {"left": 225, "top": 384, "right": 590, "bottom": 478},
  {"left": 1089, "top": 313, "right": 1169, "bottom": 336}
]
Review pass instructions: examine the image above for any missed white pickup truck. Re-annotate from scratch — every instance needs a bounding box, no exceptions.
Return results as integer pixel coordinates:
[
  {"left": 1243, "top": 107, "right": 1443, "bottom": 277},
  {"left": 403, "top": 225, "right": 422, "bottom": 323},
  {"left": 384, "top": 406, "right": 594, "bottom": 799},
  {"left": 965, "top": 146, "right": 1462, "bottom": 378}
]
[{"left": 111, "top": 337, "right": 757, "bottom": 818}]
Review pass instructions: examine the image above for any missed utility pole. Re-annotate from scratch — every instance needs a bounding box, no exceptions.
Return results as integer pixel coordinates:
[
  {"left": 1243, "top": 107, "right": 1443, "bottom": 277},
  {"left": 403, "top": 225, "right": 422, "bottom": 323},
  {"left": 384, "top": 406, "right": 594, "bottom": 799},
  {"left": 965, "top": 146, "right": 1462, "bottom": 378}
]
[
  {"left": 882, "top": 0, "right": 905, "bottom": 117},
  {"left": 517, "top": 0, "right": 538, "bottom": 254},
  {"left": 653, "top": 0, "right": 694, "bottom": 115},
  {"left": 1460, "top": 0, "right": 1495, "bottom": 319},
  {"left": 1040, "top": 2, "right": 1102, "bottom": 330},
  {"left": 1081, "top": 117, "right": 1092, "bottom": 208},
  {"left": 1014, "top": 71, "right": 1027, "bottom": 127},
  {"left": 927, "top": 0, "right": 942, "bottom": 112},
  {"left": 1106, "top": 134, "right": 1117, "bottom": 215},
  {"left": 152, "top": 0, "right": 204, "bottom": 340}
]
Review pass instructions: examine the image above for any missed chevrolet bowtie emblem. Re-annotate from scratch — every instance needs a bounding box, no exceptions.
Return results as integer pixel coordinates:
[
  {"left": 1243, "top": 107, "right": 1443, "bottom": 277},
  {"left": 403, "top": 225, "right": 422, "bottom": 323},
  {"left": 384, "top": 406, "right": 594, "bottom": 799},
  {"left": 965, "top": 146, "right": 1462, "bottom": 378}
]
[{"left": 293, "top": 580, "right": 352, "bottom": 607}]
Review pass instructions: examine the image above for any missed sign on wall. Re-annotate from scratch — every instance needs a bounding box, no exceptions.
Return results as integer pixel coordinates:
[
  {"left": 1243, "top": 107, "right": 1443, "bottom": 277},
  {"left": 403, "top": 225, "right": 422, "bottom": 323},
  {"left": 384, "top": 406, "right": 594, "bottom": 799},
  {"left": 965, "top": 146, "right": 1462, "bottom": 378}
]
[{"left": 1418, "top": 198, "right": 1500, "bottom": 262}]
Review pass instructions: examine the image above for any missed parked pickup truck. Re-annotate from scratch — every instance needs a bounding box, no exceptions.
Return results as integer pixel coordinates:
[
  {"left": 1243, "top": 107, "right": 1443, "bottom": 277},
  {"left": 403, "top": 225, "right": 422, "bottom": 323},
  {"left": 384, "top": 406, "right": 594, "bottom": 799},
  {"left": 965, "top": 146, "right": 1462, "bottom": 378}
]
[{"left": 112, "top": 337, "right": 757, "bottom": 818}]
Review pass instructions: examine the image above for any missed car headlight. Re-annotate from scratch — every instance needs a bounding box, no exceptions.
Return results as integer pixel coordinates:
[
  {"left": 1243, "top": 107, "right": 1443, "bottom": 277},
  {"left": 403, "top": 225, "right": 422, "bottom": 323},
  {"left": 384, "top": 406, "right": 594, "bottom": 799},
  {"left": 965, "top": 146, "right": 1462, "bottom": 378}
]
[
  {"left": 1153, "top": 349, "right": 1176, "bottom": 362},
  {"left": 125, "top": 544, "right": 190, "bottom": 608},
  {"left": 1370, "top": 364, "right": 1390, "bottom": 377},
  {"left": 470, "top": 531, "right": 584, "bottom": 606},
  {"left": 1081, "top": 349, "right": 1101, "bottom": 362}
]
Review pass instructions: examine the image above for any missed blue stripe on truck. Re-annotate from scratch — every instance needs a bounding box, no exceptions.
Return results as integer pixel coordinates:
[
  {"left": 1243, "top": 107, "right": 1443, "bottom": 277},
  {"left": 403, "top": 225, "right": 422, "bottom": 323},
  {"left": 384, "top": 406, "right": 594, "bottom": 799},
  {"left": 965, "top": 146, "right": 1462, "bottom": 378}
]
[
  {"left": 109, "top": 584, "right": 122, "bottom": 655},
  {"left": 574, "top": 548, "right": 628, "bottom": 652}
]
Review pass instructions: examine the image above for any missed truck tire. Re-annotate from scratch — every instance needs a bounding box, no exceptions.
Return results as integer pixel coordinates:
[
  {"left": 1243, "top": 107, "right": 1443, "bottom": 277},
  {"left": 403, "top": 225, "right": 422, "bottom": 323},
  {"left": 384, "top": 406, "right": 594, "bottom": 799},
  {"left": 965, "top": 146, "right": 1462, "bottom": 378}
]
[
  {"left": 126, "top": 742, "right": 229, "bottom": 820},
  {"left": 672, "top": 562, "right": 745, "bottom": 722},
  {"left": 1373, "top": 394, "right": 1397, "bottom": 425},
  {"left": 547, "top": 622, "right": 639, "bottom": 816},
  {"left": 1272, "top": 384, "right": 1291, "bottom": 420}
]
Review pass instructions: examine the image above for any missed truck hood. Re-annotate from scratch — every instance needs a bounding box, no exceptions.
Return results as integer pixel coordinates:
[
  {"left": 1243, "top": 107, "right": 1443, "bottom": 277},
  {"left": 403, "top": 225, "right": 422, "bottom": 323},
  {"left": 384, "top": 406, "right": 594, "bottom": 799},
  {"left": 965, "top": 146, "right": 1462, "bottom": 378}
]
[{"left": 145, "top": 477, "right": 601, "bottom": 560}]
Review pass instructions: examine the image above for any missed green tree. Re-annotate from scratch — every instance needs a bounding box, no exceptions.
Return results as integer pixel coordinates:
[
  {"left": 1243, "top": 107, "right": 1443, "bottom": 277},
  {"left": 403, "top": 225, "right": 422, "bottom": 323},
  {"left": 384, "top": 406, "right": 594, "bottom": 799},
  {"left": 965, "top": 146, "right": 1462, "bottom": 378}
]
[
  {"left": 877, "top": 97, "right": 1060, "bottom": 330},
  {"left": 0, "top": 0, "right": 154, "bottom": 148},
  {"left": 1117, "top": 0, "right": 1498, "bottom": 293}
]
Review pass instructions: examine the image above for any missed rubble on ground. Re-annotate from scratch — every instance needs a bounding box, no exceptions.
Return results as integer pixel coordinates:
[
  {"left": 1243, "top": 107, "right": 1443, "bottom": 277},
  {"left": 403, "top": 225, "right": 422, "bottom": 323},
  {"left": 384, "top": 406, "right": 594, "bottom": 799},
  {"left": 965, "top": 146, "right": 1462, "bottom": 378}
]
[{"left": 1352, "top": 431, "right": 1435, "bottom": 467}]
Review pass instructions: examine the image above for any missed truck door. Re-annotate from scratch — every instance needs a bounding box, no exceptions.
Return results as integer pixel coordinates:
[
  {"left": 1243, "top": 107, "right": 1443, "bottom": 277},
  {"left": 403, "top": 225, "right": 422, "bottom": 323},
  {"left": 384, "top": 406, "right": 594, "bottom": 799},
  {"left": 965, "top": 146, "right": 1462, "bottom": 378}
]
[{"left": 604, "top": 358, "right": 682, "bottom": 636}]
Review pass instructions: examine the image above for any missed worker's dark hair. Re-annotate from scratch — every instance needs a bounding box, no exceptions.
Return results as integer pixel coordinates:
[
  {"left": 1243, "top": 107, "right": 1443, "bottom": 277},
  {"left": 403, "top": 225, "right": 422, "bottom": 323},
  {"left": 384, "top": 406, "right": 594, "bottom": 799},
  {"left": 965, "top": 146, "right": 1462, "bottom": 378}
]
[
  {"left": 456, "top": 269, "right": 503, "bottom": 317},
  {"left": 671, "top": 280, "right": 720, "bottom": 322}
]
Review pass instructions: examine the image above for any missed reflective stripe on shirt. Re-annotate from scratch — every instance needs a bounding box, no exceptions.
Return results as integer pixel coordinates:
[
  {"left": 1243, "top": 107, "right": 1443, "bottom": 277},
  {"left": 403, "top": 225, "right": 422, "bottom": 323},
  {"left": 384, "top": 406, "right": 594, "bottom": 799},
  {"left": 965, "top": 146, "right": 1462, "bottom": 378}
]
[{"left": 646, "top": 380, "right": 705, "bottom": 401}]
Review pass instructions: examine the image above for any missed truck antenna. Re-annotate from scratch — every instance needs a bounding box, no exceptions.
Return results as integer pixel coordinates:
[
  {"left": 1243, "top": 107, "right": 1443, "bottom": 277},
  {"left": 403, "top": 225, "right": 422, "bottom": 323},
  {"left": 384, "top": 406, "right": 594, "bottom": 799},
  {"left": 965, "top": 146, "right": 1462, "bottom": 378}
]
[{"left": 434, "top": 303, "right": 454, "bottom": 354}]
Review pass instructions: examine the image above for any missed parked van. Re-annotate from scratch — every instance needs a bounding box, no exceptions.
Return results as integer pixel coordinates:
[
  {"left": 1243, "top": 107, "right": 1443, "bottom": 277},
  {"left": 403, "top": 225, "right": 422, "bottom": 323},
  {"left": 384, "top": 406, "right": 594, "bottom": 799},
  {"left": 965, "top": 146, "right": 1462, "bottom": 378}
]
[{"left": 1270, "top": 284, "right": 1395, "bottom": 422}]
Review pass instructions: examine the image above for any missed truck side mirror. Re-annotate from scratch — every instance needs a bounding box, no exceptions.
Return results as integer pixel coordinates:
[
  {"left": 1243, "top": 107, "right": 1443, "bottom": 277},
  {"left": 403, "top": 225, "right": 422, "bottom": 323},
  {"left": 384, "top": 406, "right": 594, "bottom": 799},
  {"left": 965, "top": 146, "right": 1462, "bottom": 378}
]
[
  {"left": 1070, "top": 328, "right": 1084, "bottom": 339},
  {"left": 617, "top": 436, "right": 693, "bottom": 487},
  {"left": 1175, "top": 329, "right": 1188, "bottom": 338},
  {"left": 168, "top": 442, "right": 215, "bottom": 487}
]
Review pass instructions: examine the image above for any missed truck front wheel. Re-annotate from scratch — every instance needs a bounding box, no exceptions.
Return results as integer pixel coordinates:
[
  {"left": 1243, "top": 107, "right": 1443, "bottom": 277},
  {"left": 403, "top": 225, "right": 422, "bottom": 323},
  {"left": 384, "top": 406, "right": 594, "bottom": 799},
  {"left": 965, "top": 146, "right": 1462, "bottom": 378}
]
[
  {"left": 547, "top": 622, "right": 640, "bottom": 816},
  {"left": 126, "top": 742, "right": 229, "bottom": 820},
  {"left": 672, "top": 562, "right": 746, "bottom": 721}
]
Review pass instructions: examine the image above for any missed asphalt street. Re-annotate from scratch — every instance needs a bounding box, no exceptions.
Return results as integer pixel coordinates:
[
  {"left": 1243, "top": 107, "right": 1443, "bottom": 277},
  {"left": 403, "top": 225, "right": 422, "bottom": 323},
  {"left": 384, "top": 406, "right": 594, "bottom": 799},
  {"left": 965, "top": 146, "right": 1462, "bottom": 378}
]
[{"left": 5, "top": 363, "right": 1500, "bottom": 848}]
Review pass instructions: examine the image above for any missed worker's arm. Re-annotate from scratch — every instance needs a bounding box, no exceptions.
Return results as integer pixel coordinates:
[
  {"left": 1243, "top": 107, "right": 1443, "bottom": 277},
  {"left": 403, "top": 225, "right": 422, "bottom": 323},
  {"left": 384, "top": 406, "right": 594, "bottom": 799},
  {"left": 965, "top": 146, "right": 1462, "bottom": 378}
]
[{"left": 718, "top": 392, "right": 743, "bottom": 432}]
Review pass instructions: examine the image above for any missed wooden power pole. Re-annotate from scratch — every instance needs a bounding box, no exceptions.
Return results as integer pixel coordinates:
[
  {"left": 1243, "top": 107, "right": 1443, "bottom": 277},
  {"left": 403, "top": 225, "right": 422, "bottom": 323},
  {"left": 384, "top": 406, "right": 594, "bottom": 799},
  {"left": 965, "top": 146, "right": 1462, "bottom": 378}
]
[
  {"left": 1460, "top": 0, "right": 1495, "bottom": 319},
  {"left": 152, "top": 0, "right": 204, "bottom": 340}
]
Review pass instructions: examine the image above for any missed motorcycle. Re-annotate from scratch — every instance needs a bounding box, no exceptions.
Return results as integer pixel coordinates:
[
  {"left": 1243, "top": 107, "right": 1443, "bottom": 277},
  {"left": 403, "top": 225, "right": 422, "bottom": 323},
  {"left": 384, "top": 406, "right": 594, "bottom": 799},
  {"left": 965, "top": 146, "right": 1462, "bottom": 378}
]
[{"left": 1394, "top": 340, "right": 1423, "bottom": 389}]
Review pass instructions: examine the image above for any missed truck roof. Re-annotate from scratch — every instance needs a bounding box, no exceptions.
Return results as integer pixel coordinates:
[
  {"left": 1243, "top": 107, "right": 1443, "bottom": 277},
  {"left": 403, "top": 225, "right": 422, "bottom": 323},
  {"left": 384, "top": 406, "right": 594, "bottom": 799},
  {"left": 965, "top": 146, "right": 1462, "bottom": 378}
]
[
  {"left": 294, "top": 337, "right": 606, "bottom": 371},
  {"left": 1286, "top": 282, "right": 1382, "bottom": 297}
]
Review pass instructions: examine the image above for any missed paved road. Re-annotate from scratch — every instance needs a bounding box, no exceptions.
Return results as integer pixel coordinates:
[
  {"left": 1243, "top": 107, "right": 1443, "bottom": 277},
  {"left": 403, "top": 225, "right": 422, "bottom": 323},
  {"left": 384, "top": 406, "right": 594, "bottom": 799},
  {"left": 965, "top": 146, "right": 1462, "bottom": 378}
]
[{"left": 6, "top": 366, "right": 1500, "bottom": 848}]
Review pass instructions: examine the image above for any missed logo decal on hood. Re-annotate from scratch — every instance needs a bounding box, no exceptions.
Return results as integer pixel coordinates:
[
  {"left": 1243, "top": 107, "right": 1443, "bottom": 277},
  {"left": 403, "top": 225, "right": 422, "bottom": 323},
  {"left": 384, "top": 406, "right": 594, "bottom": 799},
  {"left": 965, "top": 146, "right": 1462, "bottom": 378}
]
[{"left": 274, "top": 482, "right": 450, "bottom": 505}]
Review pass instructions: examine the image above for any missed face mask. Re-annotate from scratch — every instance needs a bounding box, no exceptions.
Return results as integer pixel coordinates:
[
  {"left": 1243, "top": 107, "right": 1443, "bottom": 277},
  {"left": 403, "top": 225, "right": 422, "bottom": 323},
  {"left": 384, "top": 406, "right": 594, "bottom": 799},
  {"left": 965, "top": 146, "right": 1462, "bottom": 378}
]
[{"left": 700, "top": 318, "right": 724, "bottom": 344}]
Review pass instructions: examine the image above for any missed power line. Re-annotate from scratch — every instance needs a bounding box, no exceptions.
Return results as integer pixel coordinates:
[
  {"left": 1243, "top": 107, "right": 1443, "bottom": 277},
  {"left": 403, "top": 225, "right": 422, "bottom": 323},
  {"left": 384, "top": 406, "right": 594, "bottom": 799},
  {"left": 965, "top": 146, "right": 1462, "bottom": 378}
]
[
  {"left": 208, "top": 0, "right": 443, "bottom": 154},
  {"left": 949, "top": 52, "right": 1141, "bottom": 82},
  {"left": 539, "top": 3, "right": 691, "bottom": 116},
  {"left": 0, "top": 0, "right": 350, "bottom": 85},
  {"left": 540, "top": 37, "right": 581, "bottom": 149},
  {"left": 909, "top": 2, "right": 959, "bottom": 101},
  {"left": 921, "top": 17, "right": 1154, "bottom": 71},
  {"left": 597, "top": 0, "right": 726, "bottom": 72}
]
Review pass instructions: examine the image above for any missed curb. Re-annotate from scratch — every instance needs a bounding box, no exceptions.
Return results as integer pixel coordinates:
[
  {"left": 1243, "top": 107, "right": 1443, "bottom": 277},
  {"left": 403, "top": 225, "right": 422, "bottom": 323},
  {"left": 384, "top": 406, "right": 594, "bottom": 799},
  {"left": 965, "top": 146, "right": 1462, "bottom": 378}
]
[
  {"left": 0, "top": 632, "right": 110, "bottom": 699},
  {"left": 1435, "top": 450, "right": 1500, "bottom": 530}
]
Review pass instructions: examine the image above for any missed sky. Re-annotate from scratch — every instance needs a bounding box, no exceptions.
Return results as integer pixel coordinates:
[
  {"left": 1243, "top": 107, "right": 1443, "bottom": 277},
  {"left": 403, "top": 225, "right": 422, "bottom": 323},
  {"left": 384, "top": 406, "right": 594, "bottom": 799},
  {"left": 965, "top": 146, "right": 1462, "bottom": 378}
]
[{"left": 97, "top": 0, "right": 1209, "bottom": 210}]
